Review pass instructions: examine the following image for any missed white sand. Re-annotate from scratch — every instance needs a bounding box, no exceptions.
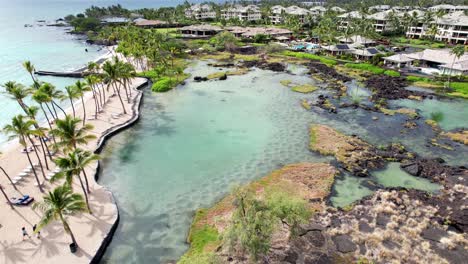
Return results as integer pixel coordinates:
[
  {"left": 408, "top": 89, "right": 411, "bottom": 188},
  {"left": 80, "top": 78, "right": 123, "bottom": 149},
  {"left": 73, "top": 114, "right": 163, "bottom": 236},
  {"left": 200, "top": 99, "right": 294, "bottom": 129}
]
[{"left": 0, "top": 69, "right": 148, "bottom": 263}]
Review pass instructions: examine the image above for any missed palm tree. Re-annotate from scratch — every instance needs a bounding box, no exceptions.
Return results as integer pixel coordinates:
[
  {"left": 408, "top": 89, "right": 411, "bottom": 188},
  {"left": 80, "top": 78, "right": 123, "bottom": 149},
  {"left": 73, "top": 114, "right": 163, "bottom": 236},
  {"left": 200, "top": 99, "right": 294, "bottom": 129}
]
[
  {"left": 85, "top": 76, "right": 101, "bottom": 118},
  {"left": 0, "top": 184, "right": 13, "bottom": 209},
  {"left": 73, "top": 80, "right": 92, "bottom": 125},
  {"left": 33, "top": 185, "right": 87, "bottom": 249},
  {"left": 446, "top": 45, "right": 465, "bottom": 90},
  {"left": 102, "top": 59, "right": 127, "bottom": 114},
  {"left": 23, "top": 60, "right": 37, "bottom": 84},
  {"left": 3, "top": 115, "right": 44, "bottom": 192},
  {"left": 1, "top": 161, "right": 17, "bottom": 190},
  {"left": 39, "top": 82, "right": 67, "bottom": 118},
  {"left": 64, "top": 85, "right": 80, "bottom": 118},
  {"left": 25, "top": 106, "right": 51, "bottom": 169},
  {"left": 52, "top": 148, "right": 99, "bottom": 212},
  {"left": 50, "top": 115, "right": 96, "bottom": 153},
  {"left": 1, "top": 81, "right": 31, "bottom": 113}
]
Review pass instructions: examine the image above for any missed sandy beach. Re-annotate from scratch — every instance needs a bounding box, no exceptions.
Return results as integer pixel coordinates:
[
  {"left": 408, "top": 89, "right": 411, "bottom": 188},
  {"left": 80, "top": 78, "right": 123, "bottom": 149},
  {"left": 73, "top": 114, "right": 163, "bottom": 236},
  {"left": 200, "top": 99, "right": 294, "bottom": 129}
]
[{"left": 0, "top": 54, "right": 148, "bottom": 263}]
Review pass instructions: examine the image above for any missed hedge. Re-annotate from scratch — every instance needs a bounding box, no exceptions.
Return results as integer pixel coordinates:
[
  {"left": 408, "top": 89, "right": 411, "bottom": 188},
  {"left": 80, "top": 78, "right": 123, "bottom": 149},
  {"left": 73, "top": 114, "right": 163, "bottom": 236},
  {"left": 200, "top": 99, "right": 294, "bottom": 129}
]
[
  {"left": 152, "top": 77, "right": 175, "bottom": 92},
  {"left": 344, "top": 63, "right": 385, "bottom": 74}
]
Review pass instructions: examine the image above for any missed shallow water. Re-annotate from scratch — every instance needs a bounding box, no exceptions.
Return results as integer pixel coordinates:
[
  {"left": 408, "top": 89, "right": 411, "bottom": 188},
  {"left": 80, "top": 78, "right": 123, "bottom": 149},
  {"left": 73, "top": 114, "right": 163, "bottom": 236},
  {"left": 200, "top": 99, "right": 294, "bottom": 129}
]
[
  {"left": 330, "top": 173, "right": 374, "bottom": 208},
  {"left": 393, "top": 98, "right": 468, "bottom": 131},
  {"left": 99, "top": 63, "right": 329, "bottom": 263},
  {"left": 373, "top": 162, "right": 441, "bottom": 192},
  {"left": 99, "top": 62, "right": 466, "bottom": 262}
]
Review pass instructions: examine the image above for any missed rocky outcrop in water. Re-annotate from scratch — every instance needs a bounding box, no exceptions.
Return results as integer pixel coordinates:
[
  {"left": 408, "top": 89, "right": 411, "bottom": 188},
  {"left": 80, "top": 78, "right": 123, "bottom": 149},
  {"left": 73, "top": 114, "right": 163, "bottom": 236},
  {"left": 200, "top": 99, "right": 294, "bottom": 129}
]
[
  {"left": 366, "top": 75, "right": 427, "bottom": 101},
  {"left": 239, "top": 60, "right": 286, "bottom": 72},
  {"left": 308, "top": 62, "right": 352, "bottom": 83}
]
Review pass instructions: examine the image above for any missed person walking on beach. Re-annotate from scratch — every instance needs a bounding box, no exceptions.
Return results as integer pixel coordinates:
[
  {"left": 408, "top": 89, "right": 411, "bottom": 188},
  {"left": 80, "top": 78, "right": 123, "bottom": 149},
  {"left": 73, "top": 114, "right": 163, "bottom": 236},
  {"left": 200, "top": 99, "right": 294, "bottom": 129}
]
[
  {"left": 33, "top": 224, "right": 41, "bottom": 239},
  {"left": 22, "top": 227, "right": 31, "bottom": 240}
]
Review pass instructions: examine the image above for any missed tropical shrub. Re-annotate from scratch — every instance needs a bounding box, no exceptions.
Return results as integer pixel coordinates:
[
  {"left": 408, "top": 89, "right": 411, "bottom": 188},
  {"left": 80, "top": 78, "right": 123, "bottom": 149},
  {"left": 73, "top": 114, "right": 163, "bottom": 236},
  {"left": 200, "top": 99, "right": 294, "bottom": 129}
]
[
  {"left": 151, "top": 77, "right": 175, "bottom": 92},
  {"left": 383, "top": 70, "right": 400, "bottom": 77}
]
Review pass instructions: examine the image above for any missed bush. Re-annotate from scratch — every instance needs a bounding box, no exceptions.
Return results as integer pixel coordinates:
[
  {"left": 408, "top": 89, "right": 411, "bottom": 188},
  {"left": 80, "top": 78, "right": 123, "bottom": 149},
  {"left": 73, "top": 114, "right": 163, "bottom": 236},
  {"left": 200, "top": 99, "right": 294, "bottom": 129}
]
[
  {"left": 383, "top": 70, "right": 401, "bottom": 77},
  {"left": 430, "top": 43, "right": 446, "bottom": 48},
  {"left": 225, "top": 187, "right": 311, "bottom": 260},
  {"left": 344, "top": 63, "right": 385, "bottom": 74},
  {"left": 282, "top": 51, "right": 337, "bottom": 66},
  {"left": 406, "top": 76, "right": 429, "bottom": 82},
  {"left": 151, "top": 77, "right": 175, "bottom": 92}
]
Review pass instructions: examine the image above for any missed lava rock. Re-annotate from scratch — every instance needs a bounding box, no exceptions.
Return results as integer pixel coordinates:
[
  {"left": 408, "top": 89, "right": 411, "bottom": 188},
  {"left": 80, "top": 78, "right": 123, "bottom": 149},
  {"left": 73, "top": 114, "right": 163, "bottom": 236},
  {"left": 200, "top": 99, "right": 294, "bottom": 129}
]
[{"left": 332, "top": 235, "right": 357, "bottom": 253}]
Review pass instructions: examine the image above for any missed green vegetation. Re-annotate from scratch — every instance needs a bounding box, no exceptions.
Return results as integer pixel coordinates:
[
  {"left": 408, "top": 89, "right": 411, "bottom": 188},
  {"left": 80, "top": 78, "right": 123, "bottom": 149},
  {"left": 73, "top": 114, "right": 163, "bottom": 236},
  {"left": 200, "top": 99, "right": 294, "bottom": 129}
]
[
  {"left": 282, "top": 51, "right": 337, "bottom": 66},
  {"left": 430, "top": 111, "right": 444, "bottom": 123},
  {"left": 301, "top": 99, "right": 311, "bottom": 110},
  {"left": 225, "top": 187, "right": 311, "bottom": 260},
  {"left": 344, "top": 63, "right": 385, "bottom": 74},
  {"left": 391, "top": 37, "right": 446, "bottom": 49},
  {"left": 449, "top": 82, "right": 468, "bottom": 98},
  {"left": 383, "top": 70, "right": 401, "bottom": 77}
]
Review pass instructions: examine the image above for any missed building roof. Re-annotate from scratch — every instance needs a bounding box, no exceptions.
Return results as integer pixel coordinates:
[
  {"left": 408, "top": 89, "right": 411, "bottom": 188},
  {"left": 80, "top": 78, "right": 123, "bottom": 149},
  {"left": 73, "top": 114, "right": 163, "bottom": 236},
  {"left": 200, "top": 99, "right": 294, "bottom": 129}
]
[
  {"left": 429, "top": 4, "right": 456, "bottom": 11},
  {"left": 285, "top": 6, "right": 312, "bottom": 15},
  {"left": 322, "top": 44, "right": 352, "bottom": 51},
  {"left": 180, "top": 25, "right": 222, "bottom": 31},
  {"left": 383, "top": 54, "right": 415, "bottom": 63},
  {"left": 369, "top": 5, "right": 391, "bottom": 11},
  {"left": 310, "top": 6, "right": 326, "bottom": 12},
  {"left": 338, "top": 35, "right": 376, "bottom": 45},
  {"left": 406, "top": 49, "right": 468, "bottom": 65},
  {"left": 338, "top": 11, "right": 364, "bottom": 19},
  {"left": 330, "top": 6, "right": 346, "bottom": 13},
  {"left": 226, "top": 26, "right": 292, "bottom": 37},
  {"left": 367, "top": 10, "right": 400, "bottom": 20},
  {"left": 134, "top": 19, "right": 168, "bottom": 27},
  {"left": 222, "top": 4, "right": 260, "bottom": 13},
  {"left": 437, "top": 11, "right": 468, "bottom": 26},
  {"left": 440, "top": 60, "right": 468, "bottom": 71},
  {"left": 351, "top": 47, "right": 381, "bottom": 57},
  {"left": 187, "top": 4, "right": 213, "bottom": 12}
]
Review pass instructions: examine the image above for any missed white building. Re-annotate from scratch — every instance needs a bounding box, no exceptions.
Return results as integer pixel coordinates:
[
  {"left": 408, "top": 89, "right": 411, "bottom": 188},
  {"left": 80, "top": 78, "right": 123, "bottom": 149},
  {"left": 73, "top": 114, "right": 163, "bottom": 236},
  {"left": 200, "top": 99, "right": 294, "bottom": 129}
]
[
  {"left": 330, "top": 6, "right": 346, "bottom": 13},
  {"left": 337, "top": 11, "right": 364, "bottom": 30},
  {"left": 406, "top": 11, "right": 468, "bottom": 44},
  {"left": 369, "top": 5, "right": 391, "bottom": 12},
  {"left": 428, "top": 5, "right": 468, "bottom": 13},
  {"left": 367, "top": 10, "right": 400, "bottom": 33},
  {"left": 301, "top": 1, "right": 327, "bottom": 6},
  {"left": 310, "top": 6, "right": 326, "bottom": 16},
  {"left": 185, "top": 4, "right": 216, "bottom": 20},
  {"left": 269, "top": 5, "right": 312, "bottom": 24},
  {"left": 221, "top": 5, "right": 262, "bottom": 21},
  {"left": 434, "top": 11, "right": 468, "bottom": 44}
]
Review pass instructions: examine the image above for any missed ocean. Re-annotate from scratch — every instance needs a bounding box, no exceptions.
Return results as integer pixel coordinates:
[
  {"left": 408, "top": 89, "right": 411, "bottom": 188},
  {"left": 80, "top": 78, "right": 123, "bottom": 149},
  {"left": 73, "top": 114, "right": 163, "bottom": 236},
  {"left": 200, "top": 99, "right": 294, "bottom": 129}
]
[{"left": 0, "top": 0, "right": 219, "bottom": 143}]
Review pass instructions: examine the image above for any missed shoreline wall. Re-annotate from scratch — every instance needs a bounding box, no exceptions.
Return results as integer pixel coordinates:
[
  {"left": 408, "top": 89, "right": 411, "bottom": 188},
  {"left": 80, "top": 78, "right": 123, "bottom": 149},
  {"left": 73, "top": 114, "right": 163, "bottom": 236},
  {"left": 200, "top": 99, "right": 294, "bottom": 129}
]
[{"left": 88, "top": 79, "right": 149, "bottom": 264}]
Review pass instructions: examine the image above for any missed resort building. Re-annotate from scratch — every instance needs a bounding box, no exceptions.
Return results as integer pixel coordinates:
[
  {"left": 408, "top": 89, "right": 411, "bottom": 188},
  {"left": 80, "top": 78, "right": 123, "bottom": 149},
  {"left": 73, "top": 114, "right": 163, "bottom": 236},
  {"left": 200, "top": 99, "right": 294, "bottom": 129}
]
[
  {"left": 351, "top": 47, "right": 382, "bottom": 60},
  {"left": 185, "top": 4, "right": 216, "bottom": 20},
  {"left": 269, "top": 5, "right": 312, "bottom": 24},
  {"left": 367, "top": 10, "right": 399, "bottom": 33},
  {"left": 337, "top": 11, "right": 364, "bottom": 30},
  {"left": 310, "top": 6, "right": 327, "bottom": 16},
  {"left": 134, "top": 19, "right": 169, "bottom": 28},
  {"left": 221, "top": 5, "right": 262, "bottom": 21},
  {"left": 301, "top": 1, "right": 327, "bottom": 6},
  {"left": 428, "top": 4, "right": 468, "bottom": 13},
  {"left": 330, "top": 6, "right": 346, "bottom": 13},
  {"left": 402, "top": 49, "right": 468, "bottom": 75},
  {"left": 179, "top": 25, "right": 222, "bottom": 38},
  {"left": 338, "top": 35, "right": 376, "bottom": 47},
  {"left": 433, "top": 11, "right": 468, "bottom": 44},
  {"left": 226, "top": 26, "right": 292, "bottom": 39},
  {"left": 406, "top": 11, "right": 468, "bottom": 44},
  {"left": 383, "top": 54, "right": 415, "bottom": 68},
  {"left": 369, "top": 5, "right": 391, "bottom": 12},
  {"left": 321, "top": 44, "right": 353, "bottom": 55}
]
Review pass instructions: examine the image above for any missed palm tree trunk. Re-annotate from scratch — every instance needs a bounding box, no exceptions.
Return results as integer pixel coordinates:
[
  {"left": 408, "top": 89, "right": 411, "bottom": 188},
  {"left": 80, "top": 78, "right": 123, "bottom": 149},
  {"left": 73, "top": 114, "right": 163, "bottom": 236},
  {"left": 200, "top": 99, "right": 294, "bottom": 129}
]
[
  {"left": 113, "top": 83, "right": 127, "bottom": 114},
  {"left": 1, "top": 166, "right": 17, "bottom": 190},
  {"left": 76, "top": 173, "right": 92, "bottom": 214},
  {"left": 446, "top": 57, "right": 456, "bottom": 92},
  {"left": 53, "top": 100, "right": 67, "bottom": 118},
  {"left": 80, "top": 95, "right": 86, "bottom": 126},
  {"left": 69, "top": 98, "right": 76, "bottom": 118},
  {"left": 81, "top": 169, "right": 91, "bottom": 194},
  {"left": 28, "top": 136, "right": 47, "bottom": 181},
  {"left": 38, "top": 138, "right": 50, "bottom": 170},
  {"left": 60, "top": 214, "right": 78, "bottom": 247},
  {"left": 23, "top": 137, "right": 44, "bottom": 193},
  {"left": 0, "top": 185, "right": 13, "bottom": 209},
  {"left": 91, "top": 88, "right": 99, "bottom": 119},
  {"left": 39, "top": 104, "right": 57, "bottom": 146},
  {"left": 45, "top": 102, "right": 57, "bottom": 120},
  {"left": 50, "top": 102, "right": 59, "bottom": 119}
]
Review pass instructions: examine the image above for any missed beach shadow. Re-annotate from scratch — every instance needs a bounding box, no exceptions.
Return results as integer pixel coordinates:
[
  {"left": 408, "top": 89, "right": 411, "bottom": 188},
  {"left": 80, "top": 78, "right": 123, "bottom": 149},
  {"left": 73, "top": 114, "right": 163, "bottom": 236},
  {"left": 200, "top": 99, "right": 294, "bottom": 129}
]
[{"left": 0, "top": 240, "right": 35, "bottom": 264}]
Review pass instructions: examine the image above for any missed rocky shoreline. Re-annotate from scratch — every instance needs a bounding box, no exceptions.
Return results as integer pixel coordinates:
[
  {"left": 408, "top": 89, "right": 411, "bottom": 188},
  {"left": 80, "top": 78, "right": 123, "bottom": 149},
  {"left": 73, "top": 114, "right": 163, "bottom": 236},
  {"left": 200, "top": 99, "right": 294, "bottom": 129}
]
[{"left": 181, "top": 123, "right": 467, "bottom": 263}]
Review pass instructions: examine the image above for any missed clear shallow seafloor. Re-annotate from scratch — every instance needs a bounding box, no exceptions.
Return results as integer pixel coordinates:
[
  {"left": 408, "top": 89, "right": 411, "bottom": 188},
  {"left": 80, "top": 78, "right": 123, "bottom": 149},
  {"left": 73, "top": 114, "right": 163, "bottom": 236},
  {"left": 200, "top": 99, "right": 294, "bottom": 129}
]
[{"left": 99, "top": 62, "right": 468, "bottom": 263}]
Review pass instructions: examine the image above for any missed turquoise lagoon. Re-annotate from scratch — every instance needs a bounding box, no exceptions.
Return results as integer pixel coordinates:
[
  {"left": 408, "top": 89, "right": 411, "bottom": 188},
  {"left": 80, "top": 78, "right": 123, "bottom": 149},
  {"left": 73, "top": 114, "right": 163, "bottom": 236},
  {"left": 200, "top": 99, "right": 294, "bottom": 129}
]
[{"left": 99, "top": 62, "right": 467, "bottom": 262}]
